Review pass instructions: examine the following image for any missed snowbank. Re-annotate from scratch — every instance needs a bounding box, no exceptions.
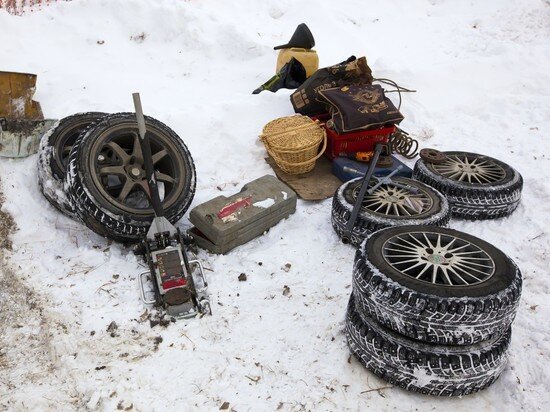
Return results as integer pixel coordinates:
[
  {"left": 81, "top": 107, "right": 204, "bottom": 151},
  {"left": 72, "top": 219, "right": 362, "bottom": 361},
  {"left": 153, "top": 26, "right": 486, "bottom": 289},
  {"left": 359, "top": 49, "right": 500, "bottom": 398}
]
[{"left": 0, "top": 0, "right": 549, "bottom": 410}]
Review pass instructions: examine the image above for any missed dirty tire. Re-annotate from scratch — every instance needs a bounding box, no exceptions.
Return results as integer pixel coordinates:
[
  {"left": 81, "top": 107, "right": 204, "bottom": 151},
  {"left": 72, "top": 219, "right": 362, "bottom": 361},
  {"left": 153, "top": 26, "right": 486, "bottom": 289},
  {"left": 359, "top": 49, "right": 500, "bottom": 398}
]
[
  {"left": 412, "top": 151, "right": 522, "bottom": 220},
  {"left": 353, "top": 225, "right": 522, "bottom": 345},
  {"left": 346, "top": 295, "right": 510, "bottom": 397},
  {"left": 66, "top": 113, "right": 196, "bottom": 243},
  {"left": 38, "top": 112, "right": 107, "bottom": 218},
  {"left": 331, "top": 177, "right": 451, "bottom": 247}
]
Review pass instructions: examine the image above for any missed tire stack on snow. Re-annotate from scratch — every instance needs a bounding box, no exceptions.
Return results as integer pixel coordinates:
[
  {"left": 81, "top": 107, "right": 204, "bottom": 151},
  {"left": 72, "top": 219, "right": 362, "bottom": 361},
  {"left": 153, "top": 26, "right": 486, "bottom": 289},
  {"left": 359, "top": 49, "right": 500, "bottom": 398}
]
[
  {"left": 38, "top": 112, "right": 196, "bottom": 243},
  {"left": 329, "top": 149, "right": 524, "bottom": 395},
  {"left": 346, "top": 225, "right": 522, "bottom": 396}
]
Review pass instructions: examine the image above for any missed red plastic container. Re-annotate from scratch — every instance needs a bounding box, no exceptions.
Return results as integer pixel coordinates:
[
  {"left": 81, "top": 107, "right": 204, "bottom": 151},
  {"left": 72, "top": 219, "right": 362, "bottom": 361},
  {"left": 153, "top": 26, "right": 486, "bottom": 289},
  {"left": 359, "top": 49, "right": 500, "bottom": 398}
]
[{"left": 311, "top": 114, "right": 395, "bottom": 160}]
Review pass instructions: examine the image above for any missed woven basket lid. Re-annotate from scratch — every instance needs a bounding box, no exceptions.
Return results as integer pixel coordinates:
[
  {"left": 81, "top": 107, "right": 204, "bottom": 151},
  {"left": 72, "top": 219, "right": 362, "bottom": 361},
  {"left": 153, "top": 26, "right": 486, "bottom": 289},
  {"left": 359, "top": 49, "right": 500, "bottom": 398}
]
[{"left": 261, "top": 115, "right": 323, "bottom": 151}]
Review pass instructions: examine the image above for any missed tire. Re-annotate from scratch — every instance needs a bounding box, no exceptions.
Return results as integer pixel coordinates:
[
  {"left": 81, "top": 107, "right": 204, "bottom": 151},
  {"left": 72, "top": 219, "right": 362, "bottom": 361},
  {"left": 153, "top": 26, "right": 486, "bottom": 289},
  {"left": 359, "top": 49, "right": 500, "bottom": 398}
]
[
  {"left": 346, "top": 295, "right": 510, "bottom": 397},
  {"left": 331, "top": 177, "right": 451, "bottom": 247},
  {"left": 412, "top": 151, "right": 522, "bottom": 220},
  {"left": 37, "top": 112, "right": 107, "bottom": 218},
  {"left": 353, "top": 225, "right": 522, "bottom": 345},
  {"left": 66, "top": 113, "right": 196, "bottom": 243}
]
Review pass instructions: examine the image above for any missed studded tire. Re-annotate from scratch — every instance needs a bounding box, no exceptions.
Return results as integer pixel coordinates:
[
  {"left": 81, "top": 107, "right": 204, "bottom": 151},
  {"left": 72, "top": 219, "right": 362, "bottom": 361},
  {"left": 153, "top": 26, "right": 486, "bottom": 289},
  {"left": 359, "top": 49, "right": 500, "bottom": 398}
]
[
  {"left": 346, "top": 295, "right": 510, "bottom": 397},
  {"left": 412, "top": 151, "right": 522, "bottom": 220},
  {"left": 331, "top": 177, "right": 451, "bottom": 247},
  {"left": 352, "top": 225, "right": 522, "bottom": 345},
  {"left": 66, "top": 113, "right": 196, "bottom": 243},
  {"left": 37, "top": 112, "right": 107, "bottom": 218}
]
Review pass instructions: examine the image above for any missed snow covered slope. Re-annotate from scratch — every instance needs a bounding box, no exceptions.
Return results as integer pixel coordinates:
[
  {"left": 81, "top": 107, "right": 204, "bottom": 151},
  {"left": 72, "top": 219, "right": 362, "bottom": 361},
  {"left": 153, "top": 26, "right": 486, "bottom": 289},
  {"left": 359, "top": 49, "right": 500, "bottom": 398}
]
[{"left": 1, "top": 0, "right": 549, "bottom": 410}]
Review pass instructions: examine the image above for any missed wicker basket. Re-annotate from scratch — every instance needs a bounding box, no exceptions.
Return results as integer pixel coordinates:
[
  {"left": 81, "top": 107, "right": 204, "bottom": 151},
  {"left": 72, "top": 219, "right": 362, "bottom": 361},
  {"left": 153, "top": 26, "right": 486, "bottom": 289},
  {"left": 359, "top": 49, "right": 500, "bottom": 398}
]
[{"left": 260, "top": 115, "right": 327, "bottom": 174}]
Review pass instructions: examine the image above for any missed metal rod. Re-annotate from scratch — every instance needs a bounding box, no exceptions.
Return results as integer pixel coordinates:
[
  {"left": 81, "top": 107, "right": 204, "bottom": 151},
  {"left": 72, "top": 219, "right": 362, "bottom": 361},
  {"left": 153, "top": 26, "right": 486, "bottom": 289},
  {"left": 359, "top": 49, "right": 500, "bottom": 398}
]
[
  {"left": 342, "top": 143, "right": 383, "bottom": 244},
  {"left": 132, "top": 92, "right": 165, "bottom": 218},
  {"left": 367, "top": 166, "right": 403, "bottom": 194}
]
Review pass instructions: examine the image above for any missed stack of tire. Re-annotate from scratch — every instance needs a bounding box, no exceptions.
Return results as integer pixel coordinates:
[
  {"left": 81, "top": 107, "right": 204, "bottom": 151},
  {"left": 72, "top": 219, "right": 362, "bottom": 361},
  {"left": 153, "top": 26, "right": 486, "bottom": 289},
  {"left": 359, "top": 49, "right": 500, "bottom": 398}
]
[
  {"left": 38, "top": 112, "right": 196, "bottom": 243},
  {"left": 330, "top": 149, "right": 524, "bottom": 395},
  {"left": 347, "top": 225, "right": 522, "bottom": 396}
]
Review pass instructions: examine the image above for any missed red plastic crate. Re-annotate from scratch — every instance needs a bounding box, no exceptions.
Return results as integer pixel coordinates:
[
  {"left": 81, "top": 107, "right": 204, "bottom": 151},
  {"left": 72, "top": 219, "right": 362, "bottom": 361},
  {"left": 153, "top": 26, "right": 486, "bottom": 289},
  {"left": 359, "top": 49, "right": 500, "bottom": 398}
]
[{"left": 311, "top": 114, "right": 395, "bottom": 160}]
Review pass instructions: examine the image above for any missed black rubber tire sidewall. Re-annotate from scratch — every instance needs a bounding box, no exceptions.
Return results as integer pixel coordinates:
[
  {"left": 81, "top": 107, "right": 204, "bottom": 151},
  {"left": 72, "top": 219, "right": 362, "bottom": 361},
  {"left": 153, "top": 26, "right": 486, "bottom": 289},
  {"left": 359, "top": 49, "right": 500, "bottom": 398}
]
[
  {"left": 37, "top": 112, "right": 107, "bottom": 218},
  {"left": 346, "top": 295, "right": 510, "bottom": 396},
  {"left": 353, "top": 225, "right": 522, "bottom": 345},
  {"left": 67, "top": 113, "right": 196, "bottom": 242},
  {"left": 331, "top": 177, "right": 451, "bottom": 247},
  {"left": 412, "top": 151, "right": 523, "bottom": 220},
  {"left": 48, "top": 112, "right": 108, "bottom": 180}
]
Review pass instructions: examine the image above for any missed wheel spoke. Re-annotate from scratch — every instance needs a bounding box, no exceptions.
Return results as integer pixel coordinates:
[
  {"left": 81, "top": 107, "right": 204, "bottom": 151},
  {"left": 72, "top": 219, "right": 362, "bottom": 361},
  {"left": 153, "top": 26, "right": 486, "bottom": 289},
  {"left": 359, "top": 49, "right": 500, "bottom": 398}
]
[
  {"left": 446, "top": 243, "right": 471, "bottom": 253},
  {"left": 414, "top": 263, "right": 432, "bottom": 279},
  {"left": 397, "top": 203, "right": 411, "bottom": 216},
  {"left": 392, "top": 258, "right": 423, "bottom": 265},
  {"left": 384, "top": 247, "right": 418, "bottom": 254},
  {"left": 455, "top": 259, "right": 494, "bottom": 269},
  {"left": 152, "top": 148, "right": 168, "bottom": 165},
  {"left": 422, "top": 232, "right": 435, "bottom": 249},
  {"left": 106, "top": 142, "right": 130, "bottom": 162},
  {"left": 451, "top": 264, "right": 482, "bottom": 282},
  {"left": 401, "top": 261, "right": 427, "bottom": 273},
  {"left": 440, "top": 267, "right": 454, "bottom": 286},
  {"left": 392, "top": 204, "right": 400, "bottom": 216},
  {"left": 99, "top": 165, "right": 126, "bottom": 176},
  {"left": 155, "top": 171, "right": 176, "bottom": 184},
  {"left": 135, "top": 181, "right": 151, "bottom": 198},
  {"left": 453, "top": 261, "right": 492, "bottom": 276},
  {"left": 118, "top": 180, "right": 135, "bottom": 201},
  {"left": 396, "top": 235, "right": 425, "bottom": 250},
  {"left": 431, "top": 266, "right": 438, "bottom": 284},
  {"left": 446, "top": 266, "right": 469, "bottom": 285},
  {"left": 386, "top": 241, "right": 420, "bottom": 252}
]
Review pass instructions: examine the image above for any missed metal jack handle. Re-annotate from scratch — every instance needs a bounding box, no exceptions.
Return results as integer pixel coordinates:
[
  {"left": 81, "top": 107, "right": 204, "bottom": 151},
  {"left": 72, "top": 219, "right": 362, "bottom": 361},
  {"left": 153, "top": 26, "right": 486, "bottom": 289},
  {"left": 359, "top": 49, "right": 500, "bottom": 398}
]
[
  {"left": 341, "top": 143, "right": 384, "bottom": 244},
  {"left": 132, "top": 93, "right": 164, "bottom": 218},
  {"left": 133, "top": 93, "right": 177, "bottom": 239}
]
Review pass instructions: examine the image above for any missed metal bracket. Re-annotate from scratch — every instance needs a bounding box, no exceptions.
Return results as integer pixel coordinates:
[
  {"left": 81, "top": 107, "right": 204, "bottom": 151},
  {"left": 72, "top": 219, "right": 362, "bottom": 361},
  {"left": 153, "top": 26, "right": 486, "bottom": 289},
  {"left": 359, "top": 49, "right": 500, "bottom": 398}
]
[
  {"left": 188, "top": 259, "right": 212, "bottom": 315},
  {"left": 138, "top": 271, "right": 157, "bottom": 305},
  {"left": 341, "top": 143, "right": 383, "bottom": 244}
]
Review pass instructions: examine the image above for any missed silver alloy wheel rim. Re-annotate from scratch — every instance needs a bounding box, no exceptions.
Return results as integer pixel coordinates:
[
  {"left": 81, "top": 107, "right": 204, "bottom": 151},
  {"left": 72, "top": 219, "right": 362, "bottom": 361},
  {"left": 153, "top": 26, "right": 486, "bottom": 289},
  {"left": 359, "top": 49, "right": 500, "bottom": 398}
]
[
  {"left": 352, "top": 183, "right": 433, "bottom": 217},
  {"left": 382, "top": 231, "right": 495, "bottom": 286},
  {"left": 432, "top": 155, "right": 506, "bottom": 184}
]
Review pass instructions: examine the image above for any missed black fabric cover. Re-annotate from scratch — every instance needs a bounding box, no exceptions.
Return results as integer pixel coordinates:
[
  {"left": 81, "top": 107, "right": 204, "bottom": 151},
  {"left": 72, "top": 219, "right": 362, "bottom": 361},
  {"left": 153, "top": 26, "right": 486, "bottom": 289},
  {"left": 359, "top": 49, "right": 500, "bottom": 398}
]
[
  {"left": 290, "top": 56, "right": 373, "bottom": 116},
  {"left": 319, "top": 84, "right": 404, "bottom": 134}
]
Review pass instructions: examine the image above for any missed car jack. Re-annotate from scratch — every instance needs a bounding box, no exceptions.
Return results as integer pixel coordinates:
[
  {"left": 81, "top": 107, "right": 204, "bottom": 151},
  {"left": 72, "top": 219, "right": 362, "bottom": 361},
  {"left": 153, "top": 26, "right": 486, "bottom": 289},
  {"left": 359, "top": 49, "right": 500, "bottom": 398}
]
[{"left": 132, "top": 93, "right": 211, "bottom": 318}]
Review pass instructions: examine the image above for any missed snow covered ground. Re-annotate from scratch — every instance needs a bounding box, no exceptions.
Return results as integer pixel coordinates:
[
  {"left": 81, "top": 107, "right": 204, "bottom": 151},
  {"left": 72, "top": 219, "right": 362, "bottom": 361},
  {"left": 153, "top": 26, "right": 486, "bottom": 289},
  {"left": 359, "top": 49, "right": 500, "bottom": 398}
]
[{"left": 0, "top": 0, "right": 549, "bottom": 410}]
